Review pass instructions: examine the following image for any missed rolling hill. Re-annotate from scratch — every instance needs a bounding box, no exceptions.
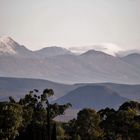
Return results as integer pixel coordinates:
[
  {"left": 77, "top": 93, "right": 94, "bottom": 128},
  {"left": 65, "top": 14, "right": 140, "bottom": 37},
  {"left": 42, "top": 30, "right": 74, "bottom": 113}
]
[
  {"left": 0, "top": 77, "right": 78, "bottom": 101},
  {"left": 54, "top": 85, "right": 128, "bottom": 110},
  {"left": 1, "top": 77, "right": 140, "bottom": 107}
]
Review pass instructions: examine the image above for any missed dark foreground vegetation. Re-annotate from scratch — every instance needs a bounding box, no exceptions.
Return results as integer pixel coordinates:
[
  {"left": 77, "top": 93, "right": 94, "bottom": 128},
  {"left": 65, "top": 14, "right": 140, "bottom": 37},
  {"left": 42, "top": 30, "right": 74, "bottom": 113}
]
[{"left": 0, "top": 89, "right": 140, "bottom": 140}]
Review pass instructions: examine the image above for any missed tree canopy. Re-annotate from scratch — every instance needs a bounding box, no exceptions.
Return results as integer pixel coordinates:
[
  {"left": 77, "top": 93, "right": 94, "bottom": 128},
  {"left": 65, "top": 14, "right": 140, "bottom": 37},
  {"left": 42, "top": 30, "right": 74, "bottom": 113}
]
[{"left": 0, "top": 89, "right": 140, "bottom": 140}]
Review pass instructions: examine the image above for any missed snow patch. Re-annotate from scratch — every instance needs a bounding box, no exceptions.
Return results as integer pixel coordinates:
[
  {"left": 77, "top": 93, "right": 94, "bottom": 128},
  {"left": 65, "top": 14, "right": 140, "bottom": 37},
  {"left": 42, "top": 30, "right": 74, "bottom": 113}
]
[{"left": 0, "top": 36, "right": 17, "bottom": 54}]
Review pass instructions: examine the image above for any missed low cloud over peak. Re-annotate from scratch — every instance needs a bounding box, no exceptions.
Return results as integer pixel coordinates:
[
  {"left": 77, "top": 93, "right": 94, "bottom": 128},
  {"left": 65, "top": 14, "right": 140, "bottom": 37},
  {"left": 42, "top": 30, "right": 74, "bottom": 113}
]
[{"left": 69, "top": 43, "right": 124, "bottom": 56}]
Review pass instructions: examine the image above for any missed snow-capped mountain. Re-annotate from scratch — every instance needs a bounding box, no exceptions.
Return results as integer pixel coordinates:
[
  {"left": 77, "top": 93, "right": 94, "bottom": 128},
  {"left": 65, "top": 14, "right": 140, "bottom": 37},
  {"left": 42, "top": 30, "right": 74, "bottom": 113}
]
[
  {"left": 0, "top": 36, "right": 36, "bottom": 58},
  {"left": 0, "top": 36, "right": 74, "bottom": 58},
  {"left": 0, "top": 36, "right": 140, "bottom": 84},
  {"left": 0, "top": 36, "right": 18, "bottom": 55}
]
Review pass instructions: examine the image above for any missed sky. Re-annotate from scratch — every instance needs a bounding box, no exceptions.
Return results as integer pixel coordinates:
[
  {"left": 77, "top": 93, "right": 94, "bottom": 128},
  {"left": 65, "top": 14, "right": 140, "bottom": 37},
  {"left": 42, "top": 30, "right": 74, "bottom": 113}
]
[{"left": 0, "top": 0, "right": 140, "bottom": 53}]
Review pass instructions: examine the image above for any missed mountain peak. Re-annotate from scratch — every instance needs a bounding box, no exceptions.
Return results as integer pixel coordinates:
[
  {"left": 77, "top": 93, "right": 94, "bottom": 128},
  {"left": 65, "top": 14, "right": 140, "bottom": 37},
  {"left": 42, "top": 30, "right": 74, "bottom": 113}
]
[
  {"left": 81, "top": 49, "right": 108, "bottom": 56},
  {"left": 0, "top": 36, "right": 18, "bottom": 47},
  {"left": 0, "top": 36, "right": 20, "bottom": 46},
  {"left": 0, "top": 36, "right": 18, "bottom": 55},
  {"left": 36, "top": 46, "right": 72, "bottom": 57},
  {"left": 126, "top": 53, "right": 140, "bottom": 57},
  {"left": 69, "top": 44, "right": 123, "bottom": 56},
  {"left": 41, "top": 46, "right": 70, "bottom": 51},
  {"left": 0, "top": 36, "right": 33, "bottom": 57},
  {"left": 0, "top": 36, "right": 14, "bottom": 43}
]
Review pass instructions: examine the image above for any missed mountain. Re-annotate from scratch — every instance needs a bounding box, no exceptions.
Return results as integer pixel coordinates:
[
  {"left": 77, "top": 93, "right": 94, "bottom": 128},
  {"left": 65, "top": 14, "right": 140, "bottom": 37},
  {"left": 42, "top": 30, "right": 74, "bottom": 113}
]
[
  {"left": 0, "top": 77, "right": 79, "bottom": 101},
  {"left": 121, "top": 53, "right": 140, "bottom": 69},
  {"left": 0, "top": 37, "right": 73, "bottom": 58},
  {"left": 78, "top": 50, "right": 140, "bottom": 84},
  {"left": 0, "top": 37, "right": 140, "bottom": 84},
  {"left": 117, "top": 49, "right": 140, "bottom": 57},
  {"left": 0, "top": 36, "right": 17, "bottom": 55},
  {"left": 102, "top": 83, "right": 140, "bottom": 102},
  {"left": 1, "top": 77, "right": 140, "bottom": 102},
  {"left": 69, "top": 43, "right": 123, "bottom": 56},
  {"left": 81, "top": 49, "right": 106, "bottom": 56},
  {"left": 54, "top": 83, "right": 140, "bottom": 121},
  {"left": 54, "top": 85, "right": 128, "bottom": 110},
  {"left": 0, "top": 36, "right": 36, "bottom": 58},
  {"left": 35, "top": 46, "right": 73, "bottom": 58}
]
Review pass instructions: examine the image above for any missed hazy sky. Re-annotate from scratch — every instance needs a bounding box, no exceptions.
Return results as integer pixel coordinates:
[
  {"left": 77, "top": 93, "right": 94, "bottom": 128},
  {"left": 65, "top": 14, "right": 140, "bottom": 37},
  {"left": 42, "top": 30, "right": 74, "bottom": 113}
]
[{"left": 0, "top": 0, "right": 140, "bottom": 52}]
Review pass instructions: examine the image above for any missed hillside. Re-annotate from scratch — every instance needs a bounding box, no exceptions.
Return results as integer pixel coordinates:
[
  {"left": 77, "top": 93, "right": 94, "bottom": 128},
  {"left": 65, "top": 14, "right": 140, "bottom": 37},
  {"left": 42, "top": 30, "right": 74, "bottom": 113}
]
[
  {"left": 0, "top": 77, "right": 78, "bottom": 101},
  {"left": 1, "top": 77, "right": 140, "bottom": 102},
  {"left": 54, "top": 85, "right": 128, "bottom": 110},
  {"left": 0, "top": 37, "right": 140, "bottom": 84},
  {"left": 121, "top": 53, "right": 140, "bottom": 69}
]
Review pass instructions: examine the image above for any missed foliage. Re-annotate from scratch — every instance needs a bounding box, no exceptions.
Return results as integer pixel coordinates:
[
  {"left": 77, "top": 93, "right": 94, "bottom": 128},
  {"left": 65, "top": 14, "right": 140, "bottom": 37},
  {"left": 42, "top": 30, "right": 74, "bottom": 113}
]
[
  {"left": 1, "top": 88, "right": 140, "bottom": 140},
  {"left": 0, "top": 88, "right": 71, "bottom": 140},
  {"left": 76, "top": 108, "right": 103, "bottom": 140},
  {"left": 98, "top": 101, "right": 140, "bottom": 140},
  {"left": 0, "top": 102, "right": 23, "bottom": 140}
]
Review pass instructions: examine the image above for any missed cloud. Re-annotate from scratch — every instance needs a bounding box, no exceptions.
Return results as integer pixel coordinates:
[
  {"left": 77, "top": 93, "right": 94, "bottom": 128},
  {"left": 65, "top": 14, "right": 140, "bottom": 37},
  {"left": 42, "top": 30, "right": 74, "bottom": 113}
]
[{"left": 69, "top": 43, "right": 124, "bottom": 56}]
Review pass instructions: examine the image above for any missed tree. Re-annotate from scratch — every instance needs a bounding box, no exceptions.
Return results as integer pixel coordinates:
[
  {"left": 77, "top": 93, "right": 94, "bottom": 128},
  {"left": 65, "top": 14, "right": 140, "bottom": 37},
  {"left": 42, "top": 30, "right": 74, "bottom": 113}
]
[
  {"left": 76, "top": 108, "right": 103, "bottom": 140},
  {"left": 63, "top": 119, "right": 77, "bottom": 140},
  {"left": 98, "top": 108, "right": 117, "bottom": 140},
  {"left": 15, "top": 88, "right": 71, "bottom": 140},
  {"left": 56, "top": 123, "right": 66, "bottom": 140},
  {"left": 98, "top": 101, "right": 140, "bottom": 140},
  {"left": 0, "top": 102, "right": 23, "bottom": 140},
  {"left": 51, "top": 123, "right": 57, "bottom": 140},
  {"left": 119, "top": 101, "right": 140, "bottom": 113},
  {"left": 74, "top": 134, "right": 81, "bottom": 140}
]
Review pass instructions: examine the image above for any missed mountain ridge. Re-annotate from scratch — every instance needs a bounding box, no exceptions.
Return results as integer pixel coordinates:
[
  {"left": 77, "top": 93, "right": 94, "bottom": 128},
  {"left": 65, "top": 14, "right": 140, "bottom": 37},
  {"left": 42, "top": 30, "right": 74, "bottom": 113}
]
[
  {"left": 53, "top": 84, "right": 128, "bottom": 109},
  {"left": 0, "top": 77, "right": 140, "bottom": 102},
  {"left": 1, "top": 36, "right": 140, "bottom": 57},
  {"left": 0, "top": 37, "right": 140, "bottom": 84}
]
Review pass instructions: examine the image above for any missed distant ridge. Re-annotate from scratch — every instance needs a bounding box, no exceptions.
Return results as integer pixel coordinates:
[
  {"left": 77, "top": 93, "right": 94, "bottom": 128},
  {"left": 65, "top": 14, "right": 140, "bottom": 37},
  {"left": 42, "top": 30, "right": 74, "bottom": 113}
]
[
  {"left": 54, "top": 85, "right": 127, "bottom": 110},
  {"left": 1, "top": 77, "right": 140, "bottom": 108},
  {"left": 121, "top": 53, "right": 140, "bottom": 69},
  {"left": 0, "top": 36, "right": 140, "bottom": 84},
  {"left": 81, "top": 49, "right": 109, "bottom": 56},
  {"left": 35, "top": 46, "right": 73, "bottom": 57}
]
